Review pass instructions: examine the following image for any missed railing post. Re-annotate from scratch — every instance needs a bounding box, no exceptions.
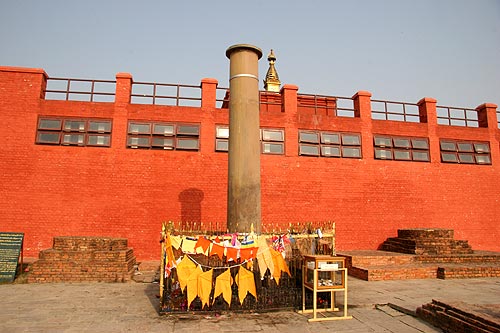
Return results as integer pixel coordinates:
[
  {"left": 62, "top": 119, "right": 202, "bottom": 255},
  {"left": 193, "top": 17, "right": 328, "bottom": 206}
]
[
  {"left": 280, "top": 84, "right": 298, "bottom": 114},
  {"left": 352, "top": 91, "right": 373, "bottom": 160},
  {"left": 417, "top": 97, "right": 439, "bottom": 163},
  {"left": 115, "top": 72, "right": 132, "bottom": 105},
  {"left": 476, "top": 103, "right": 499, "bottom": 164},
  {"left": 201, "top": 78, "right": 218, "bottom": 109},
  {"left": 114, "top": 72, "right": 133, "bottom": 149},
  {"left": 476, "top": 103, "right": 497, "bottom": 129},
  {"left": 281, "top": 84, "right": 299, "bottom": 156}
]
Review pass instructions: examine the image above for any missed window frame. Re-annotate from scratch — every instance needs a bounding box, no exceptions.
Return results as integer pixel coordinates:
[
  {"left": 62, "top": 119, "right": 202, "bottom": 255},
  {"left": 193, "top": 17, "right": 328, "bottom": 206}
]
[
  {"left": 36, "top": 117, "right": 112, "bottom": 148},
  {"left": 299, "top": 130, "right": 362, "bottom": 159},
  {"left": 127, "top": 121, "right": 200, "bottom": 151},
  {"left": 374, "top": 135, "right": 430, "bottom": 162},
  {"left": 439, "top": 139, "right": 491, "bottom": 165}
]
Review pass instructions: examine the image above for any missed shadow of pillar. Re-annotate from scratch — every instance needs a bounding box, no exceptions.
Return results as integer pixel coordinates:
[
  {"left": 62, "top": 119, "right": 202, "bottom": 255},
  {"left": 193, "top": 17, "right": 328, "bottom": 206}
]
[{"left": 178, "top": 188, "right": 204, "bottom": 231}]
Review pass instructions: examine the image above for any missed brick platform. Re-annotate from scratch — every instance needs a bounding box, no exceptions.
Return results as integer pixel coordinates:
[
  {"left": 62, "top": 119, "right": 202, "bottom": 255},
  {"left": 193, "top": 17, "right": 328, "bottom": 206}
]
[
  {"left": 340, "top": 228, "right": 500, "bottom": 280},
  {"left": 28, "top": 236, "right": 136, "bottom": 283},
  {"left": 340, "top": 250, "right": 500, "bottom": 281},
  {"left": 380, "top": 228, "right": 473, "bottom": 255},
  {"left": 417, "top": 300, "right": 500, "bottom": 333}
]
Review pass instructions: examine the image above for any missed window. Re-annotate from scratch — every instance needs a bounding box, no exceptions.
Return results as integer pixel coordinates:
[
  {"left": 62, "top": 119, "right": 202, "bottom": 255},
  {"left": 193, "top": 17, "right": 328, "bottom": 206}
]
[
  {"left": 36, "top": 117, "right": 112, "bottom": 147},
  {"left": 261, "top": 128, "right": 284, "bottom": 154},
  {"left": 440, "top": 139, "right": 491, "bottom": 165},
  {"left": 215, "top": 126, "right": 285, "bottom": 154},
  {"left": 374, "top": 135, "right": 429, "bottom": 162},
  {"left": 298, "top": 130, "right": 362, "bottom": 158},
  {"left": 127, "top": 121, "right": 199, "bottom": 150}
]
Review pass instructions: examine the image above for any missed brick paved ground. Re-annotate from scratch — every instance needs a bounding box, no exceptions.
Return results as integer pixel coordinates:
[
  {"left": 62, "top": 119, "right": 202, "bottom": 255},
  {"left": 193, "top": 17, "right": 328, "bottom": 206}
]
[{"left": 0, "top": 277, "right": 499, "bottom": 332}]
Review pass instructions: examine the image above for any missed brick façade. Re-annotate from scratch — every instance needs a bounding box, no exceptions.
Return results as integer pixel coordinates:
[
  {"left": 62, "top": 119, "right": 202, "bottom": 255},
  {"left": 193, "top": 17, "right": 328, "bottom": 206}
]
[{"left": 0, "top": 66, "right": 499, "bottom": 261}]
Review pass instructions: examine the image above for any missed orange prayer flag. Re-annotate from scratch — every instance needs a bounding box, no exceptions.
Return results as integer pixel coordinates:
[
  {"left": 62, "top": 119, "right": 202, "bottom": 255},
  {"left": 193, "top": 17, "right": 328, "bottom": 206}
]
[
  {"left": 164, "top": 232, "right": 177, "bottom": 277},
  {"left": 195, "top": 237, "right": 211, "bottom": 253},
  {"left": 209, "top": 243, "right": 225, "bottom": 260},
  {"left": 226, "top": 247, "right": 238, "bottom": 262},
  {"left": 240, "top": 247, "right": 257, "bottom": 261}
]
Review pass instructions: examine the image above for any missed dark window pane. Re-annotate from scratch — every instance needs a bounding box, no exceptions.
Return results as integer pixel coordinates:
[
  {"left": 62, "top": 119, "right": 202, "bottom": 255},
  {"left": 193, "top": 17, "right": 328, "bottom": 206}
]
[
  {"left": 87, "top": 135, "right": 110, "bottom": 147},
  {"left": 342, "top": 147, "right": 361, "bottom": 158},
  {"left": 88, "top": 121, "right": 111, "bottom": 133},
  {"left": 474, "top": 143, "right": 490, "bottom": 153},
  {"left": 457, "top": 142, "right": 473, "bottom": 152},
  {"left": 177, "top": 124, "right": 199, "bottom": 136},
  {"left": 475, "top": 154, "right": 491, "bottom": 164},
  {"left": 262, "top": 129, "right": 284, "bottom": 142},
  {"left": 128, "top": 123, "right": 151, "bottom": 134},
  {"left": 152, "top": 137, "right": 174, "bottom": 149},
  {"left": 374, "top": 136, "right": 392, "bottom": 147},
  {"left": 299, "top": 144, "right": 319, "bottom": 156},
  {"left": 321, "top": 132, "right": 340, "bottom": 145},
  {"left": 342, "top": 134, "right": 360, "bottom": 146},
  {"left": 62, "top": 133, "right": 85, "bottom": 145},
  {"left": 321, "top": 145, "right": 341, "bottom": 157},
  {"left": 127, "top": 136, "right": 150, "bottom": 148},
  {"left": 375, "top": 148, "right": 393, "bottom": 159},
  {"left": 412, "top": 138, "right": 429, "bottom": 150},
  {"left": 394, "top": 150, "right": 411, "bottom": 160},
  {"left": 441, "top": 152, "right": 458, "bottom": 163},
  {"left": 262, "top": 142, "right": 284, "bottom": 154},
  {"left": 36, "top": 132, "right": 60, "bottom": 144},
  {"left": 63, "top": 120, "right": 86, "bottom": 132},
  {"left": 216, "top": 126, "right": 229, "bottom": 138},
  {"left": 458, "top": 153, "right": 475, "bottom": 164},
  {"left": 413, "top": 151, "right": 430, "bottom": 162},
  {"left": 393, "top": 138, "right": 411, "bottom": 149},
  {"left": 153, "top": 124, "right": 175, "bottom": 136},
  {"left": 299, "top": 131, "right": 319, "bottom": 143},
  {"left": 440, "top": 141, "right": 457, "bottom": 151},
  {"left": 215, "top": 139, "right": 228, "bottom": 151},
  {"left": 38, "top": 119, "right": 62, "bottom": 130},
  {"left": 177, "top": 138, "right": 199, "bottom": 150}
]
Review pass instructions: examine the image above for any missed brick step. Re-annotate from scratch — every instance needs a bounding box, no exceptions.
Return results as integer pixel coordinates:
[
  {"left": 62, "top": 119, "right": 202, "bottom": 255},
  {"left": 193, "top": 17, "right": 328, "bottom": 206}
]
[
  {"left": 416, "top": 252, "right": 500, "bottom": 264},
  {"left": 339, "top": 250, "right": 415, "bottom": 267},
  {"left": 53, "top": 236, "right": 129, "bottom": 251},
  {"left": 398, "top": 228, "right": 454, "bottom": 239},
  {"left": 437, "top": 263, "right": 500, "bottom": 279},
  {"left": 381, "top": 238, "right": 473, "bottom": 255},
  {"left": 29, "top": 236, "right": 137, "bottom": 283},
  {"left": 417, "top": 300, "right": 500, "bottom": 333},
  {"left": 348, "top": 264, "right": 438, "bottom": 281},
  {"left": 27, "top": 258, "right": 136, "bottom": 283},
  {"left": 39, "top": 248, "right": 135, "bottom": 262}
]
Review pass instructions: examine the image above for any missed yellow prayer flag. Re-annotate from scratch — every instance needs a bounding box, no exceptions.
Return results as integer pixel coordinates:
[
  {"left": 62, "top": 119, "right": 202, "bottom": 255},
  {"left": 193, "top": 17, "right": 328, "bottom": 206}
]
[
  {"left": 213, "top": 269, "right": 233, "bottom": 306},
  {"left": 198, "top": 269, "right": 213, "bottom": 309},
  {"left": 186, "top": 265, "right": 203, "bottom": 308},
  {"left": 176, "top": 255, "right": 197, "bottom": 292},
  {"left": 236, "top": 266, "right": 257, "bottom": 305}
]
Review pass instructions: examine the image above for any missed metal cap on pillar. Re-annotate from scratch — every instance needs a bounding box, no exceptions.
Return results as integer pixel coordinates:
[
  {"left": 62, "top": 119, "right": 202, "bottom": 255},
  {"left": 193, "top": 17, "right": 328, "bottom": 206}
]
[{"left": 226, "top": 44, "right": 263, "bottom": 234}]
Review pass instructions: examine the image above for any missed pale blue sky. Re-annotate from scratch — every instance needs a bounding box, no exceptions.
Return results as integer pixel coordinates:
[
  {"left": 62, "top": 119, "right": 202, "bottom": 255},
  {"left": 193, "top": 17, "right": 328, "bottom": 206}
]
[{"left": 1, "top": 0, "right": 499, "bottom": 108}]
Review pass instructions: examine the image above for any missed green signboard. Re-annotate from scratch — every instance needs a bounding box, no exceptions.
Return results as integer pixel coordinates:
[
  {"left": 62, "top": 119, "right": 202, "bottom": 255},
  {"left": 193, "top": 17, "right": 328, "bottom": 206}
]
[{"left": 0, "top": 232, "right": 24, "bottom": 283}]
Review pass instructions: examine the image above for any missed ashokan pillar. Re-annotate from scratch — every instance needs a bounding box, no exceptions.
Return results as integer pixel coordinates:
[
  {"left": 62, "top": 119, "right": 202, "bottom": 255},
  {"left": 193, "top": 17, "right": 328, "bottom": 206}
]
[{"left": 225, "top": 44, "right": 263, "bottom": 234}]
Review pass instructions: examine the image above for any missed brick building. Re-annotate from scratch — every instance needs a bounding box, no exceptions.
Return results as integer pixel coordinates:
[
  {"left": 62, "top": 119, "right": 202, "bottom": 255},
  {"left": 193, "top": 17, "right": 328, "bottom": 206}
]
[{"left": 0, "top": 57, "right": 499, "bottom": 261}]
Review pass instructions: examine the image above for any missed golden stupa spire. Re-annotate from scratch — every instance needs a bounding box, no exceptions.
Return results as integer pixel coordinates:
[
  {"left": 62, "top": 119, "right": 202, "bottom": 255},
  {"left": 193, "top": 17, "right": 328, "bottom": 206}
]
[{"left": 263, "top": 49, "right": 281, "bottom": 92}]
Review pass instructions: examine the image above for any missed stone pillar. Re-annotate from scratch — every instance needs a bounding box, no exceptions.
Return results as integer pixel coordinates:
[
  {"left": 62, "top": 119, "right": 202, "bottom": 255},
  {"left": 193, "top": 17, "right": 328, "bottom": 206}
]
[{"left": 225, "top": 44, "right": 263, "bottom": 234}]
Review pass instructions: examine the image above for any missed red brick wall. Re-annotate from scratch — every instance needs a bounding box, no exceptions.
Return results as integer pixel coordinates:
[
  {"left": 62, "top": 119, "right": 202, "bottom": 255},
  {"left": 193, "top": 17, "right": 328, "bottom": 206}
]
[{"left": 1, "top": 66, "right": 499, "bottom": 260}]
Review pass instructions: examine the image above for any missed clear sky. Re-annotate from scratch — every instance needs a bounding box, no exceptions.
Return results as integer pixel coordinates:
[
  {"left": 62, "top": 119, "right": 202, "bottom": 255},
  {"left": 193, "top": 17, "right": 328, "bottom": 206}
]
[{"left": 1, "top": 0, "right": 499, "bottom": 108}]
